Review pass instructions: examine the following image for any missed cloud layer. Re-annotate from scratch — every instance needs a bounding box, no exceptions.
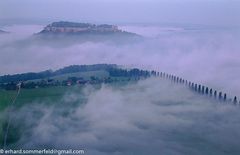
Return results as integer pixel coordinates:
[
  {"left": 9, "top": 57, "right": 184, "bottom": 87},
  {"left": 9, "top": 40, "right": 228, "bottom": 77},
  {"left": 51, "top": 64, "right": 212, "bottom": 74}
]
[
  {"left": 0, "top": 25, "right": 239, "bottom": 96},
  {"left": 5, "top": 78, "right": 240, "bottom": 155}
]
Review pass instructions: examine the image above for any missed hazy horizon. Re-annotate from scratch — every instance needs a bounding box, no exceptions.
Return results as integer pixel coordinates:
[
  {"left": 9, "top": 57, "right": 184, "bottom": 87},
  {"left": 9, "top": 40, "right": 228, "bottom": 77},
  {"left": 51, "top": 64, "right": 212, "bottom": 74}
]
[{"left": 0, "top": 0, "right": 240, "bottom": 27}]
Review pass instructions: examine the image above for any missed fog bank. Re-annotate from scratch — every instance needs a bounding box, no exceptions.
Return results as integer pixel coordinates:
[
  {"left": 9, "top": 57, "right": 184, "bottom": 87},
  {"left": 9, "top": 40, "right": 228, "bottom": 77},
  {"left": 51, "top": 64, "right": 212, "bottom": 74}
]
[
  {"left": 5, "top": 78, "right": 240, "bottom": 155},
  {"left": 0, "top": 25, "right": 239, "bottom": 96}
]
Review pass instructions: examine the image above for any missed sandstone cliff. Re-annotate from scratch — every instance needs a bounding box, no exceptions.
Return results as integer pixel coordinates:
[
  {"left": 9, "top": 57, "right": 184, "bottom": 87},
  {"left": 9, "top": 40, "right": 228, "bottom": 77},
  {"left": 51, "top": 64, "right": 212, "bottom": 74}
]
[{"left": 39, "top": 21, "right": 126, "bottom": 34}]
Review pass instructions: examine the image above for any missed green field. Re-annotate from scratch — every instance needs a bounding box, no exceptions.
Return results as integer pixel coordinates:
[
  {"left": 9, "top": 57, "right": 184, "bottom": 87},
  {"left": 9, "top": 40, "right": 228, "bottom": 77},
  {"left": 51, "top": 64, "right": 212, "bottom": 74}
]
[
  {"left": 0, "top": 79, "right": 136, "bottom": 145},
  {"left": 0, "top": 86, "right": 83, "bottom": 111},
  {"left": 0, "top": 67, "right": 143, "bottom": 112},
  {"left": 0, "top": 80, "right": 137, "bottom": 112},
  {"left": 0, "top": 85, "right": 91, "bottom": 145},
  {"left": 0, "top": 70, "right": 108, "bottom": 110},
  {"left": 26, "top": 70, "right": 109, "bottom": 82}
]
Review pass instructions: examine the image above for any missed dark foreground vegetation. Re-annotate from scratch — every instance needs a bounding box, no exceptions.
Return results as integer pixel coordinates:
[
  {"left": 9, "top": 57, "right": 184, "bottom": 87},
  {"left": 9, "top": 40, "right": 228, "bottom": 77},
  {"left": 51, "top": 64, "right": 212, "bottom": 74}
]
[{"left": 0, "top": 64, "right": 156, "bottom": 90}]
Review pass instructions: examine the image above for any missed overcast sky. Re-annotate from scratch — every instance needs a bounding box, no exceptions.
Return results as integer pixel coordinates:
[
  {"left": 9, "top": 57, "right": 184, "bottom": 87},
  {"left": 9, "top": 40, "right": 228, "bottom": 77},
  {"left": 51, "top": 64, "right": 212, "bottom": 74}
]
[{"left": 0, "top": 0, "right": 239, "bottom": 27}]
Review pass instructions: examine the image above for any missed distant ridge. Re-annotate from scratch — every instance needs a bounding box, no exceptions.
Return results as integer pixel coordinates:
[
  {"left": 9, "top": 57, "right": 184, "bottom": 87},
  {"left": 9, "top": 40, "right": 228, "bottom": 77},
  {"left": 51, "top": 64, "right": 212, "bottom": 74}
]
[
  {"left": 34, "top": 21, "right": 141, "bottom": 44},
  {"left": 37, "top": 21, "right": 137, "bottom": 36}
]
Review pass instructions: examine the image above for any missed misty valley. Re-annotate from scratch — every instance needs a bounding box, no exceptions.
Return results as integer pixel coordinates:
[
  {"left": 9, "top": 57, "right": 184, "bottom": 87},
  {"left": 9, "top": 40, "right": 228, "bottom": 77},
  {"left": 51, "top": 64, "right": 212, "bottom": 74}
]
[
  {"left": 1, "top": 63, "right": 240, "bottom": 155},
  {"left": 0, "top": 5, "right": 240, "bottom": 154}
]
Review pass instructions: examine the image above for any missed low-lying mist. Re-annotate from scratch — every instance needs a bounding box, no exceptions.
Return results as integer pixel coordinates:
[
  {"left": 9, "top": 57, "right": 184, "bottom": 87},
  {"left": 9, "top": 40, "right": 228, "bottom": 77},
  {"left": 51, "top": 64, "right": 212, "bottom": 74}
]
[
  {"left": 4, "top": 78, "right": 240, "bottom": 155},
  {"left": 0, "top": 24, "right": 239, "bottom": 97}
]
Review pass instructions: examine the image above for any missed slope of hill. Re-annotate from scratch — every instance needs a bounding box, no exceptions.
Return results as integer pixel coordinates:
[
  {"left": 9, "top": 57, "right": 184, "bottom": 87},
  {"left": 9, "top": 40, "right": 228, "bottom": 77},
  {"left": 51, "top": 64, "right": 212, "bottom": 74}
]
[
  {"left": 0, "top": 64, "right": 151, "bottom": 111},
  {"left": 33, "top": 21, "right": 142, "bottom": 44},
  {"left": 0, "top": 64, "right": 238, "bottom": 111},
  {"left": 0, "top": 64, "right": 118, "bottom": 84}
]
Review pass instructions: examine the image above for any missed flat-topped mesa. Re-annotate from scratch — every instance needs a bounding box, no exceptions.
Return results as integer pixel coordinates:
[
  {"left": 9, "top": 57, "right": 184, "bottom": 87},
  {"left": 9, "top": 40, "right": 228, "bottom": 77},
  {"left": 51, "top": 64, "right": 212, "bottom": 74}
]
[{"left": 39, "top": 21, "right": 123, "bottom": 34}]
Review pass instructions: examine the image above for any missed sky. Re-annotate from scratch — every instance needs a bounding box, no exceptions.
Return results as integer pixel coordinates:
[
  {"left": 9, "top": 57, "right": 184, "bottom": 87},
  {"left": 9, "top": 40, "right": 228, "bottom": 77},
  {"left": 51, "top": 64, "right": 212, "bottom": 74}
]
[{"left": 0, "top": 0, "right": 240, "bottom": 27}]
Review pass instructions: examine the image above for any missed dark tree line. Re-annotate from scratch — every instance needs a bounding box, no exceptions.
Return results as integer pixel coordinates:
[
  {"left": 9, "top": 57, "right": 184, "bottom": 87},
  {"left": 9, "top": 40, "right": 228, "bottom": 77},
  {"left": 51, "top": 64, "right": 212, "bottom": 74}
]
[
  {"left": 0, "top": 70, "right": 52, "bottom": 84},
  {"left": 0, "top": 64, "right": 159, "bottom": 90},
  {"left": 54, "top": 64, "right": 117, "bottom": 75},
  {"left": 108, "top": 68, "right": 152, "bottom": 78},
  {"left": 0, "top": 64, "right": 117, "bottom": 84}
]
